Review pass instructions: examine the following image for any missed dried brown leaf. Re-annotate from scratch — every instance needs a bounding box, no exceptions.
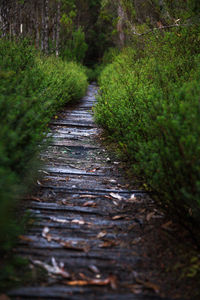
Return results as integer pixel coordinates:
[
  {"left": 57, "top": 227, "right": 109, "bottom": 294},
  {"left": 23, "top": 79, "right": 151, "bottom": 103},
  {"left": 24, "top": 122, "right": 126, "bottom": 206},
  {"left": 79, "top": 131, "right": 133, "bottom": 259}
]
[
  {"left": 161, "top": 221, "right": 173, "bottom": 230},
  {"left": 131, "top": 237, "right": 142, "bottom": 245},
  {"left": 71, "top": 219, "right": 85, "bottom": 225},
  {"left": 112, "top": 200, "right": 119, "bottom": 206},
  {"left": 112, "top": 215, "right": 125, "bottom": 220},
  {"left": 127, "top": 284, "right": 143, "bottom": 294},
  {"left": 29, "top": 196, "right": 41, "bottom": 202},
  {"left": 109, "top": 275, "right": 118, "bottom": 290},
  {"left": 60, "top": 241, "right": 86, "bottom": 251},
  {"left": 88, "top": 168, "right": 97, "bottom": 173},
  {"left": 126, "top": 194, "right": 136, "bottom": 202},
  {"left": 146, "top": 212, "right": 155, "bottom": 222},
  {"left": 42, "top": 178, "right": 51, "bottom": 182},
  {"left": 50, "top": 217, "right": 69, "bottom": 224},
  {"left": 18, "top": 235, "right": 33, "bottom": 243},
  {"left": 109, "top": 193, "right": 123, "bottom": 201},
  {"left": 97, "top": 231, "right": 107, "bottom": 239},
  {"left": 136, "top": 278, "right": 160, "bottom": 293},
  {"left": 83, "top": 201, "right": 97, "bottom": 207},
  {"left": 42, "top": 227, "right": 52, "bottom": 242},
  {"left": 79, "top": 195, "right": 96, "bottom": 199},
  {"left": 88, "top": 265, "right": 100, "bottom": 274},
  {"left": 33, "top": 257, "right": 70, "bottom": 278},
  {"left": 104, "top": 195, "right": 113, "bottom": 200},
  {"left": 99, "top": 240, "right": 118, "bottom": 248},
  {"left": 65, "top": 275, "right": 117, "bottom": 289}
]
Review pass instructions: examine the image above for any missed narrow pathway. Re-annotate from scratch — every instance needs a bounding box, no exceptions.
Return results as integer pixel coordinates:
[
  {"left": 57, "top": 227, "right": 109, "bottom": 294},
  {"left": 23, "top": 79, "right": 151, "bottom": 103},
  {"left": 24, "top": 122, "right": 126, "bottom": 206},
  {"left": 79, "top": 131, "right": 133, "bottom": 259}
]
[{"left": 9, "top": 85, "right": 172, "bottom": 299}]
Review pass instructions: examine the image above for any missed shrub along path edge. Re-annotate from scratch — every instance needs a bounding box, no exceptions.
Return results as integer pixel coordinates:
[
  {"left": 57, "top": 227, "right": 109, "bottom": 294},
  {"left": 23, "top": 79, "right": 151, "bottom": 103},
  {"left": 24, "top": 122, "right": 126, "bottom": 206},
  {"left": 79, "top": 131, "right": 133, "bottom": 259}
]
[{"left": 7, "top": 84, "right": 197, "bottom": 299}]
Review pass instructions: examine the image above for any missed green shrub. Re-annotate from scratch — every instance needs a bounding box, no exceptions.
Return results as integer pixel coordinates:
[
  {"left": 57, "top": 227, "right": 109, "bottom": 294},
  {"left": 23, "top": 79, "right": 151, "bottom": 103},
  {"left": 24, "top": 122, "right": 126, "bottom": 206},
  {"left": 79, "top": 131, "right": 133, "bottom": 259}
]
[
  {"left": 95, "top": 25, "right": 200, "bottom": 234},
  {"left": 0, "top": 39, "right": 88, "bottom": 251},
  {"left": 61, "top": 27, "right": 88, "bottom": 63}
]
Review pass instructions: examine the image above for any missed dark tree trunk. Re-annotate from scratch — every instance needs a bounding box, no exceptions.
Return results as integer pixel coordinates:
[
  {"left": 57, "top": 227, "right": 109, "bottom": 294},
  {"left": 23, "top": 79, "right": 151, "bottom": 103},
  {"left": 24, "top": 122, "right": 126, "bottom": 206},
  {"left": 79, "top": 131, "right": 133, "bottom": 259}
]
[
  {"left": 35, "top": 1, "right": 40, "bottom": 49},
  {"left": 117, "top": 2, "right": 125, "bottom": 48},
  {"left": 43, "top": 0, "right": 49, "bottom": 54},
  {"left": 55, "top": 0, "right": 61, "bottom": 57}
]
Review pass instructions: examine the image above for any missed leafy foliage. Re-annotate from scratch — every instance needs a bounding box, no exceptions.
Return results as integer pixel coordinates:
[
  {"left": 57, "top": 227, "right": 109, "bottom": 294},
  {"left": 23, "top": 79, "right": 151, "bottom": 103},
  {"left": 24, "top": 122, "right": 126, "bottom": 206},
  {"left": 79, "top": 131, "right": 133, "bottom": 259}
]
[
  {"left": 61, "top": 27, "right": 88, "bottom": 63},
  {"left": 0, "top": 39, "right": 87, "bottom": 251},
  {"left": 95, "top": 25, "right": 200, "bottom": 233}
]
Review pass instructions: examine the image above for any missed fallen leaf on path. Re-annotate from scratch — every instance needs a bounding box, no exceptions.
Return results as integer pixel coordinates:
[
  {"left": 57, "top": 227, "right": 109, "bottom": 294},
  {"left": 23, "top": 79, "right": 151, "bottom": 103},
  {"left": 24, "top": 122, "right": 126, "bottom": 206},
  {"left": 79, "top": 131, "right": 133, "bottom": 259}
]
[
  {"left": 33, "top": 257, "right": 70, "bottom": 278},
  {"left": 161, "top": 221, "right": 173, "bottom": 230},
  {"left": 42, "top": 178, "right": 51, "bottom": 182},
  {"left": 97, "top": 231, "right": 107, "bottom": 239},
  {"left": 42, "top": 227, "right": 52, "bottom": 242},
  {"left": 65, "top": 176, "right": 70, "bottom": 182},
  {"left": 109, "top": 193, "right": 123, "bottom": 201},
  {"left": 79, "top": 272, "right": 88, "bottom": 280},
  {"left": 109, "top": 179, "right": 117, "bottom": 183},
  {"left": 79, "top": 195, "right": 96, "bottom": 199},
  {"left": 126, "top": 194, "right": 137, "bottom": 203},
  {"left": 62, "top": 200, "right": 68, "bottom": 205},
  {"left": 112, "top": 200, "right": 119, "bottom": 206},
  {"left": 109, "top": 275, "right": 118, "bottom": 290},
  {"left": 99, "top": 240, "right": 118, "bottom": 248},
  {"left": 60, "top": 241, "right": 87, "bottom": 251},
  {"left": 40, "top": 170, "right": 50, "bottom": 175},
  {"left": 112, "top": 215, "right": 125, "bottom": 220},
  {"left": 104, "top": 195, "right": 113, "bottom": 200},
  {"left": 65, "top": 275, "right": 117, "bottom": 289},
  {"left": 19, "top": 235, "right": 33, "bottom": 243},
  {"left": 103, "top": 179, "right": 117, "bottom": 184},
  {"left": 88, "top": 265, "right": 100, "bottom": 274},
  {"left": 88, "top": 168, "right": 98, "bottom": 173},
  {"left": 50, "top": 217, "right": 69, "bottom": 224},
  {"left": 29, "top": 196, "right": 41, "bottom": 202},
  {"left": 127, "top": 284, "right": 143, "bottom": 294},
  {"left": 71, "top": 219, "right": 85, "bottom": 225},
  {"left": 136, "top": 278, "right": 160, "bottom": 293},
  {"left": 66, "top": 279, "right": 105, "bottom": 286},
  {"left": 146, "top": 212, "right": 155, "bottom": 222},
  {"left": 83, "top": 201, "right": 97, "bottom": 207},
  {"left": 131, "top": 237, "right": 142, "bottom": 245}
]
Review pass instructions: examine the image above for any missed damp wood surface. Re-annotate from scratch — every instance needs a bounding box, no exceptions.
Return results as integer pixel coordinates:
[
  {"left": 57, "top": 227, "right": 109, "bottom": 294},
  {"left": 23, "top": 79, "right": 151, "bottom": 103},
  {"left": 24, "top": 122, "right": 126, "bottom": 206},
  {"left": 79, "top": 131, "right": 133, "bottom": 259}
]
[{"left": 8, "top": 85, "right": 197, "bottom": 300}]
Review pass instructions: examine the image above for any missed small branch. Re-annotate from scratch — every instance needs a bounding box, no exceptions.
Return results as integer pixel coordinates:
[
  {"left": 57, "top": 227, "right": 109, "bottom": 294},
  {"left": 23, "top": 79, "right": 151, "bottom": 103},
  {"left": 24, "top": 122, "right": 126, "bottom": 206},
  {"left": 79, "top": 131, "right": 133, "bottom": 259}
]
[{"left": 131, "top": 23, "right": 195, "bottom": 37}]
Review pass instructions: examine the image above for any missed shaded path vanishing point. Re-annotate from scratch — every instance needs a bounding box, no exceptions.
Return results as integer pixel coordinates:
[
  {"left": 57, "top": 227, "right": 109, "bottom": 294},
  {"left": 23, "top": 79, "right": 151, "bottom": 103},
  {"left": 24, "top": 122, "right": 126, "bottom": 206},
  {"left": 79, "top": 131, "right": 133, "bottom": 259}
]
[{"left": 9, "top": 85, "right": 175, "bottom": 300}]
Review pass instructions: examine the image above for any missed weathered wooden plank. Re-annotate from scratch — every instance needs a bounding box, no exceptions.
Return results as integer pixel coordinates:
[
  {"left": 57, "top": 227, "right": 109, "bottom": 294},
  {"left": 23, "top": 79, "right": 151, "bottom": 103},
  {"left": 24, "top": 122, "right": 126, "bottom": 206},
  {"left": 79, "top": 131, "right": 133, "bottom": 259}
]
[
  {"left": 27, "top": 202, "right": 106, "bottom": 215},
  {"left": 50, "top": 121, "right": 95, "bottom": 128},
  {"left": 8, "top": 286, "right": 173, "bottom": 300},
  {"left": 39, "top": 184, "right": 148, "bottom": 195}
]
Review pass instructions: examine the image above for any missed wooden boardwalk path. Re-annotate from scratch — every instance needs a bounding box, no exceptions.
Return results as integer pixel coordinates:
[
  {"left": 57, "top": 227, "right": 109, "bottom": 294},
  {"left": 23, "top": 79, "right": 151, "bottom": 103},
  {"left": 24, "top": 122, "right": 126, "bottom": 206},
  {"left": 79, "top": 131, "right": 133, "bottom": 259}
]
[{"left": 9, "top": 85, "right": 173, "bottom": 300}]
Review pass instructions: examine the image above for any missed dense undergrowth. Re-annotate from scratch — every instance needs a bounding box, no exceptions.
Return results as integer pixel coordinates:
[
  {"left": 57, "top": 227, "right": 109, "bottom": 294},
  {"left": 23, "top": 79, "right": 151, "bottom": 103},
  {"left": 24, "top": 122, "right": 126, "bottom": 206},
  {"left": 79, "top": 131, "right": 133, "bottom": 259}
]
[
  {"left": 0, "top": 39, "right": 88, "bottom": 252},
  {"left": 95, "top": 25, "right": 200, "bottom": 237}
]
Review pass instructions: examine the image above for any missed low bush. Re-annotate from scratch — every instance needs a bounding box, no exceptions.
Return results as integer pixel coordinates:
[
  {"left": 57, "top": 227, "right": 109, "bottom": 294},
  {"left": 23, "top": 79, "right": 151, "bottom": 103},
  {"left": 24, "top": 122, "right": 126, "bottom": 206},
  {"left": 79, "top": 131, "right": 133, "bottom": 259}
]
[
  {"left": 0, "top": 39, "right": 88, "bottom": 251},
  {"left": 95, "top": 25, "right": 200, "bottom": 235}
]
